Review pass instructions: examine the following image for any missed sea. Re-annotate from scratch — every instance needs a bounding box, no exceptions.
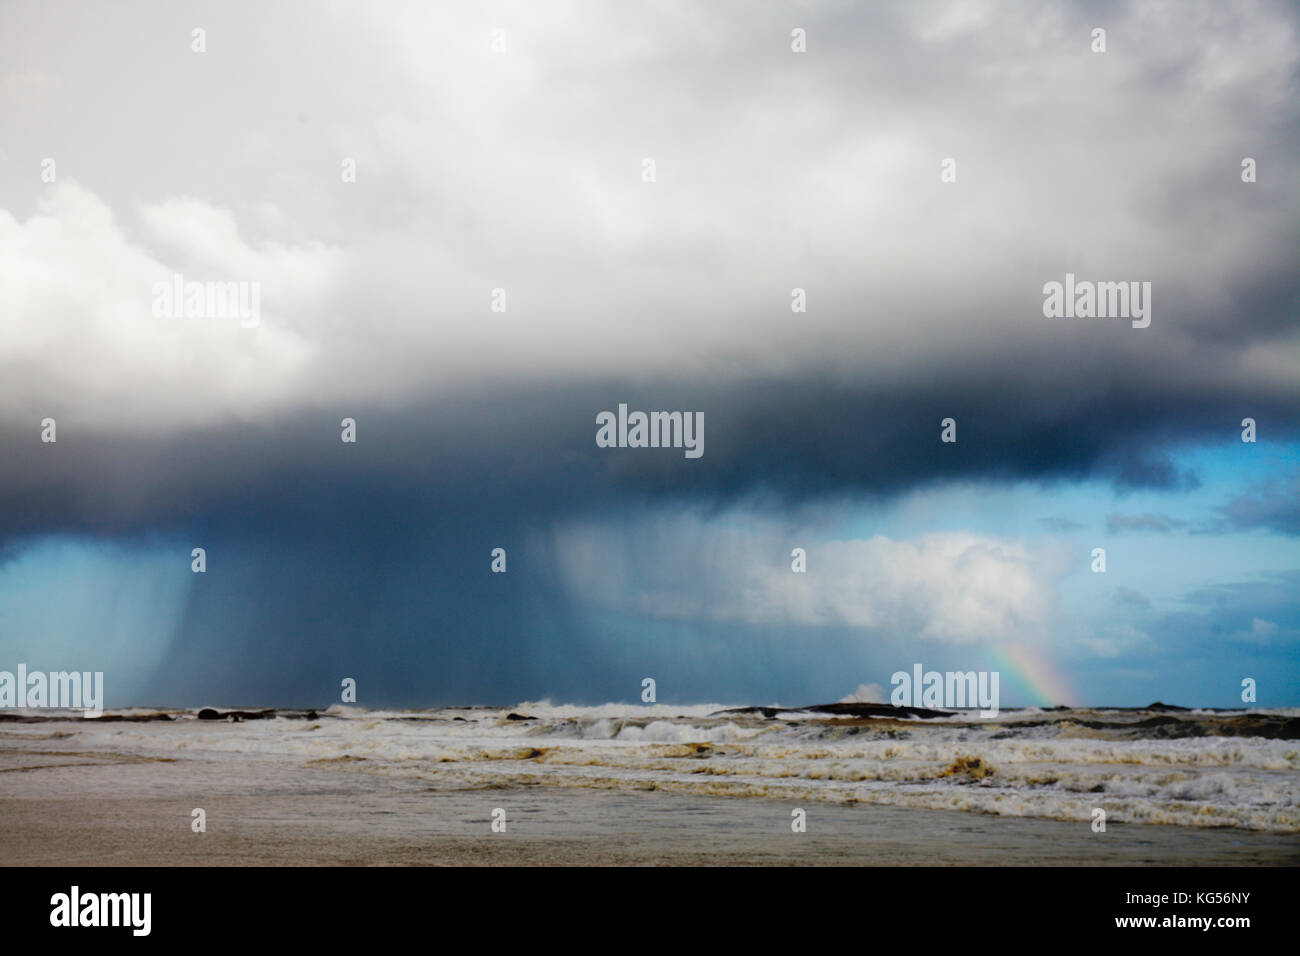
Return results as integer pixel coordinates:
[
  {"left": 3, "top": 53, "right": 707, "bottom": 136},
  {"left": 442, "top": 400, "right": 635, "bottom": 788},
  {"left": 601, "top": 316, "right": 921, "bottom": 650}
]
[{"left": 5, "top": 701, "right": 1297, "bottom": 834}]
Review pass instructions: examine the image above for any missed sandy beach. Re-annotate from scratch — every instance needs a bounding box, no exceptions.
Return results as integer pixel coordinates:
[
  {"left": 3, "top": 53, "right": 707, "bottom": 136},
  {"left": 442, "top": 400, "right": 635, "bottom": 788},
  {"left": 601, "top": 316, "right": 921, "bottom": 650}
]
[{"left": 5, "top": 786, "right": 1299, "bottom": 867}]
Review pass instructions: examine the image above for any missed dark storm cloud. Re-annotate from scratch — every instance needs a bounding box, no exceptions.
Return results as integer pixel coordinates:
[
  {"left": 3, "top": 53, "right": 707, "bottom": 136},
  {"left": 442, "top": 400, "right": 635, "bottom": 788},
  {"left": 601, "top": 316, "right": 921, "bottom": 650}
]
[
  {"left": 1, "top": 1, "right": 1298, "bottom": 705},
  {"left": 2, "top": 367, "right": 1296, "bottom": 549},
  {"left": 5, "top": 370, "right": 1290, "bottom": 705}
]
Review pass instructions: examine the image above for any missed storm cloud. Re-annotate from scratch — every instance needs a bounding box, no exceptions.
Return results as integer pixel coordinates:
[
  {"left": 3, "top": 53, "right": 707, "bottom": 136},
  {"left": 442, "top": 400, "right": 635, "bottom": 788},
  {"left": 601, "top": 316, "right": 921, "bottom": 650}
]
[{"left": 1, "top": 0, "right": 1297, "bottom": 706}]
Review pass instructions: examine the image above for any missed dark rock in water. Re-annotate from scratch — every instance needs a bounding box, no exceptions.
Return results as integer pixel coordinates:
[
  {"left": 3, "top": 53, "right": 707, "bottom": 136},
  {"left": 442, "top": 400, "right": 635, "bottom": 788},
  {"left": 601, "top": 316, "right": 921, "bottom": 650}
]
[
  {"left": 1146, "top": 701, "right": 1191, "bottom": 711},
  {"left": 89, "top": 712, "right": 174, "bottom": 722},
  {"left": 196, "top": 708, "right": 276, "bottom": 721},
  {"left": 853, "top": 703, "right": 937, "bottom": 719},
  {"left": 712, "top": 701, "right": 955, "bottom": 719},
  {"left": 810, "top": 701, "right": 956, "bottom": 719},
  {"left": 0, "top": 710, "right": 174, "bottom": 723},
  {"left": 453, "top": 716, "right": 467, "bottom": 721},
  {"left": 505, "top": 712, "right": 535, "bottom": 721}
]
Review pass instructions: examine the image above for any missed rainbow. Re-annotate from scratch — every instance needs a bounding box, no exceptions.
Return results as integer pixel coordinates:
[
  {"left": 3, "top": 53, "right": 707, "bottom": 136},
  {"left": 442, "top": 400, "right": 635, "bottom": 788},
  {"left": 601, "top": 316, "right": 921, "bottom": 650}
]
[{"left": 991, "top": 643, "right": 1079, "bottom": 708}]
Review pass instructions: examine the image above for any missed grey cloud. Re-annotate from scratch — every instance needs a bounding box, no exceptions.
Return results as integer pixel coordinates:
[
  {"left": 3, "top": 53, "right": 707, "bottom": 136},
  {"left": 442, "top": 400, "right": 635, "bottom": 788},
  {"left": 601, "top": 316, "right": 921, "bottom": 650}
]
[
  {"left": 0, "top": 1, "right": 1298, "bottom": 706},
  {"left": 1, "top": 1, "right": 1297, "bottom": 446},
  {"left": 1213, "top": 474, "right": 1300, "bottom": 536}
]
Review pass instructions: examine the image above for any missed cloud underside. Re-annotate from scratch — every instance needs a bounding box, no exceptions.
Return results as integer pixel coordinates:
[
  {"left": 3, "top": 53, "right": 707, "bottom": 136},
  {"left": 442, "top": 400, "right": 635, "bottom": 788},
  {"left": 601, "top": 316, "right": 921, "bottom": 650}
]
[{"left": 0, "top": 1, "right": 1298, "bottom": 704}]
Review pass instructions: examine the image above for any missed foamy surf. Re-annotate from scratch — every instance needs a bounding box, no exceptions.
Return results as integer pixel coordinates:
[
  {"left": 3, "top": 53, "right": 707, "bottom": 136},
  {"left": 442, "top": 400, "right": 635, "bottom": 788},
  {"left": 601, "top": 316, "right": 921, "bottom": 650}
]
[{"left": 4, "top": 703, "right": 1297, "bottom": 833}]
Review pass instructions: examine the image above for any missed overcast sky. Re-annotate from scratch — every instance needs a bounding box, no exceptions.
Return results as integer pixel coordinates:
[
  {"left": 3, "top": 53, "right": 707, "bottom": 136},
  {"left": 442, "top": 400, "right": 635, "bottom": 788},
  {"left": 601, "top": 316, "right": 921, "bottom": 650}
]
[{"left": 1, "top": 1, "right": 1297, "bottom": 708}]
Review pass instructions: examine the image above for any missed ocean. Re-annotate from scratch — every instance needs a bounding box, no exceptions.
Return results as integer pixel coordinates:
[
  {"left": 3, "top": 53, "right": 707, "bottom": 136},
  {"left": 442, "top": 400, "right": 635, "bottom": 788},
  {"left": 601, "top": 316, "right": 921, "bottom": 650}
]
[{"left": 3, "top": 702, "right": 1298, "bottom": 865}]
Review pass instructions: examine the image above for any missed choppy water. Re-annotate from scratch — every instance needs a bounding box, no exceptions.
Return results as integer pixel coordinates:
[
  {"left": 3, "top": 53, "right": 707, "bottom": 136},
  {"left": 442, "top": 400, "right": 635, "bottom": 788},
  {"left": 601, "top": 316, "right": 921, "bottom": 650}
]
[{"left": 4, "top": 702, "right": 1298, "bottom": 832}]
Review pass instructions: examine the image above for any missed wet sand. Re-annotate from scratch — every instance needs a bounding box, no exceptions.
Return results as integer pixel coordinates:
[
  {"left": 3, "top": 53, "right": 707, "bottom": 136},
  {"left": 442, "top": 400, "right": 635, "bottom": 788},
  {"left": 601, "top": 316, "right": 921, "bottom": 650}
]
[{"left": 2, "top": 742, "right": 1296, "bottom": 865}]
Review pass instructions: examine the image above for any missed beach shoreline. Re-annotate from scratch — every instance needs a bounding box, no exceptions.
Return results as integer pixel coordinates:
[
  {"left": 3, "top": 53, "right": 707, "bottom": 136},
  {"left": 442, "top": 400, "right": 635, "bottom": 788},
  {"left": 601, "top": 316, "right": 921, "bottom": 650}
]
[{"left": 3, "top": 742, "right": 1296, "bottom": 866}]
